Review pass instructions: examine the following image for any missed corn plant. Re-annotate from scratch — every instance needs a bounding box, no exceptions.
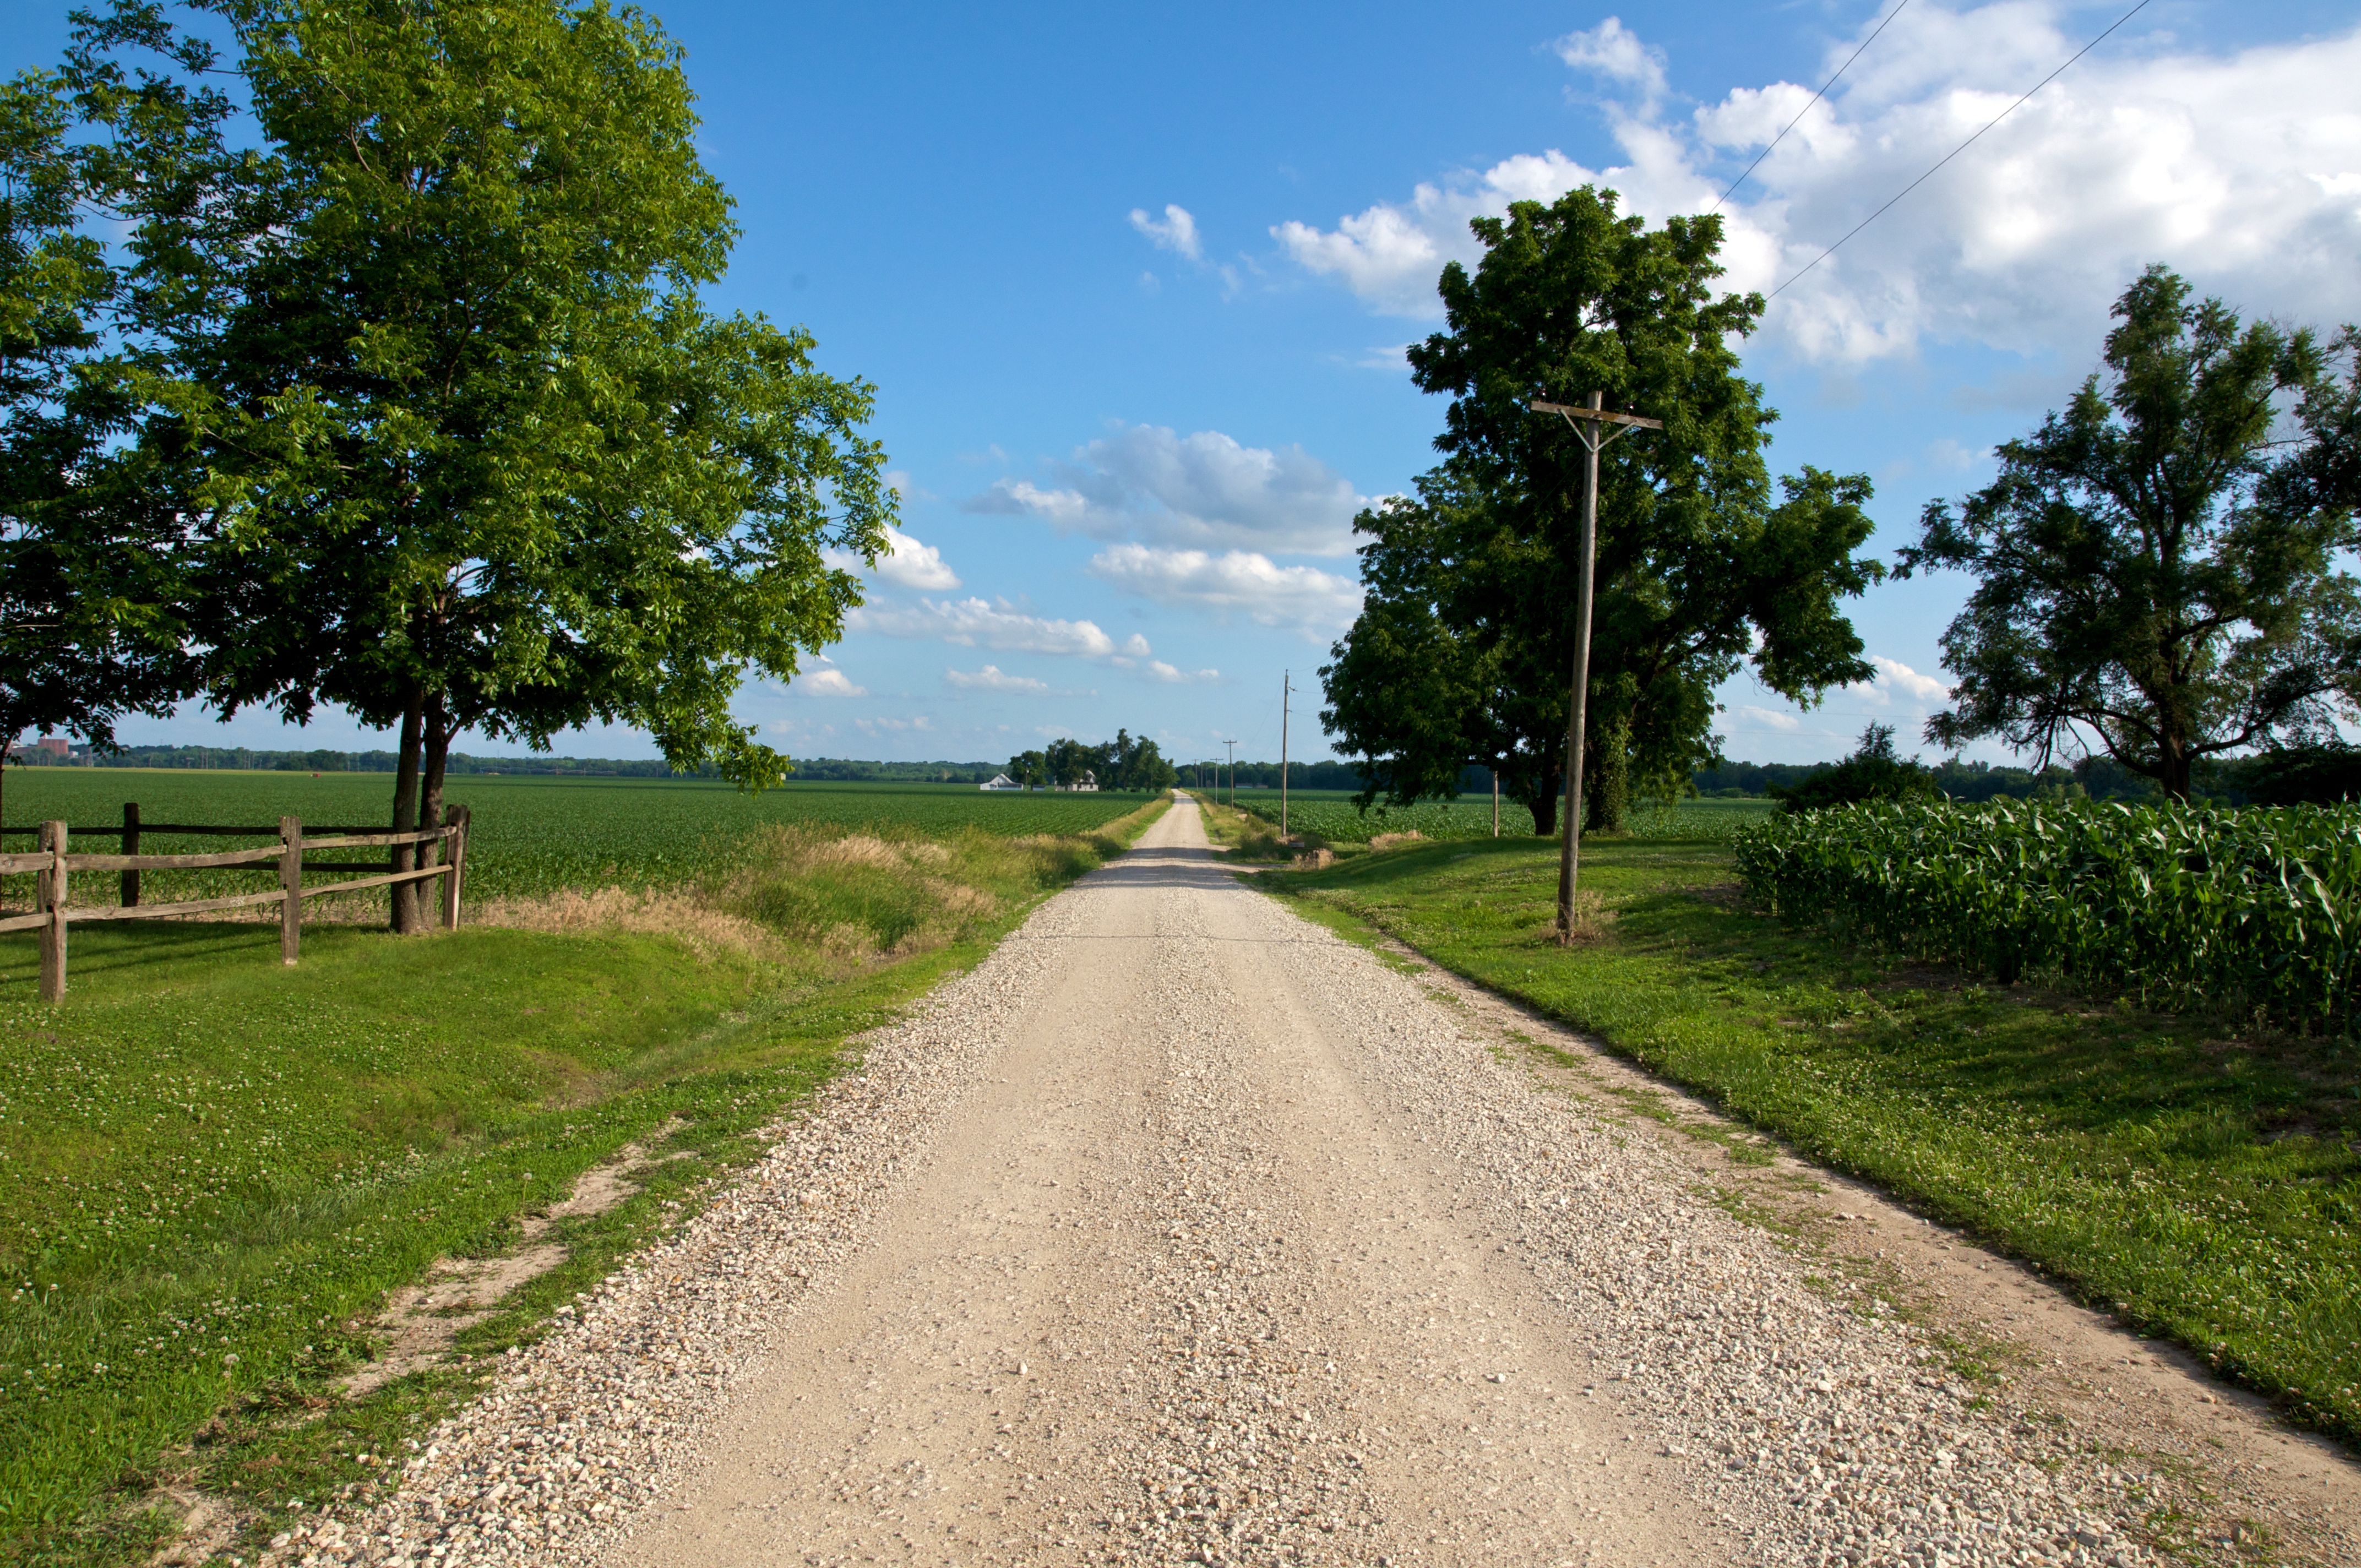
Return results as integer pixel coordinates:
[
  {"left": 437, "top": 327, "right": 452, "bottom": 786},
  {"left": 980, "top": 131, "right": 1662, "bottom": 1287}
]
[{"left": 1734, "top": 798, "right": 2361, "bottom": 1030}]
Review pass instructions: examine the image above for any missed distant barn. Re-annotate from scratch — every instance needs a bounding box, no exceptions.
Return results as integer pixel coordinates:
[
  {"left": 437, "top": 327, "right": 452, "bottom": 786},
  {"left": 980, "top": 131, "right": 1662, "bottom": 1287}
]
[{"left": 980, "top": 773, "right": 1022, "bottom": 791}]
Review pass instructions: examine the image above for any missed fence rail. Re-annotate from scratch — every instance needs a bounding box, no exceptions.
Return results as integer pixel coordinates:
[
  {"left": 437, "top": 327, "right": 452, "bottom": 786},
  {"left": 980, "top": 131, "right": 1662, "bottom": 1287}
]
[{"left": 2, "top": 805, "right": 471, "bottom": 1001}]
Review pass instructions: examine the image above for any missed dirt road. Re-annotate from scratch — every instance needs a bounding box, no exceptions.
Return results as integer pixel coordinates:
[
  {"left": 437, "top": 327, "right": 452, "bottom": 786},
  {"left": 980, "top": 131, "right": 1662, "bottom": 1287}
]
[{"left": 291, "top": 796, "right": 2359, "bottom": 1567}]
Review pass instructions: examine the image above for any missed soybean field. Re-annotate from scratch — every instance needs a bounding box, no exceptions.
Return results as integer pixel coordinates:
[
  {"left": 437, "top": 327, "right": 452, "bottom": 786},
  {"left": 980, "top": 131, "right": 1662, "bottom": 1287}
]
[{"left": 1, "top": 771, "right": 1160, "bottom": 906}]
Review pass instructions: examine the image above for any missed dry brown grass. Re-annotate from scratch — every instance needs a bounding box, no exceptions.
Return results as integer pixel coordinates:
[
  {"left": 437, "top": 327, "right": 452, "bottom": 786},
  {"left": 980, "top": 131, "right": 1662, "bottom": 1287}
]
[{"left": 472, "top": 886, "right": 777, "bottom": 961}]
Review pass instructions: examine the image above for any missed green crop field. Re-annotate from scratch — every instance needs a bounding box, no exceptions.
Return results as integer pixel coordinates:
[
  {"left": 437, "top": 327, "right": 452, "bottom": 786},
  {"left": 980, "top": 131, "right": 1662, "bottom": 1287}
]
[
  {"left": 0, "top": 771, "right": 1160, "bottom": 908},
  {"left": 1233, "top": 790, "right": 1775, "bottom": 843},
  {"left": 1737, "top": 797, "right": 2361, "bottom": 1029}
]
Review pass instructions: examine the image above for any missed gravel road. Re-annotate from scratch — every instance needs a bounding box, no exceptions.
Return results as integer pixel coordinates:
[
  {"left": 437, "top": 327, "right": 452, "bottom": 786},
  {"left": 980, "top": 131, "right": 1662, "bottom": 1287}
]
[{"left": 272, "top": 797, "right": 2351, "bottom": 1567}]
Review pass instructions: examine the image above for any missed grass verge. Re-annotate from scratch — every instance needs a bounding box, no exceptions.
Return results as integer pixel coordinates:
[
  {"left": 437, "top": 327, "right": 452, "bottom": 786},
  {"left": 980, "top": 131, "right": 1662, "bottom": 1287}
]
[
  {"left": 1269, "top": 833, "right": 2361, "bottom": 1447},
  {"left": 0, "top": 794, "right": 1169, "bottom": 1565}
]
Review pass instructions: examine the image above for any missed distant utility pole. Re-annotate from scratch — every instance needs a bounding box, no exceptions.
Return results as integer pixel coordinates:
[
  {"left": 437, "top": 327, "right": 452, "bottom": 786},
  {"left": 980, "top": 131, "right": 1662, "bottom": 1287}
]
[
  {"left": 1280, "top": 671, "right": 1294, "bottom": 839},
  {"left": 1223, "top": 738, "right": 1239, "bottom": 807},
  {"left": 1530, "top": 391, "right": 1662, "bottom": 941}
]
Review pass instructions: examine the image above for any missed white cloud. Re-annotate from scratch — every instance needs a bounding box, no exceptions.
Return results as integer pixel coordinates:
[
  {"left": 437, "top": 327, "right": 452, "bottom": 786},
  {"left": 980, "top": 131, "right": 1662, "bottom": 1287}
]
[
  {"left": 1274, "top": 6, "right": 2361, "bottom": 362},
  {"left": 1738, "top": 705, "right": 1804, "bottom": 732},
  {"left": 1147, "top": 661, "right": 1222, "bottom": 684},
  {"left": 1129, "top": 203, "right": 1204, "bottom": 262},
  {"left": 945, "top": 664, "right": 1052, "bottom": 695},
  {"left": 792, "top": 667, "right": 868, "bottom": 698},
  {"left": 1273, "top": 151, "right": 1588, "bottom": 318},
  {"left": 1555, "top": 17, "right": 1667, "bottom": 104},
  {"left": 856, "top": 715, "right": 933, "bottom": 735},
  {"left": 825, "top": 525, "right": 962, "bottom": 592},
  {"left": 963, "top": 424, "right": 1367, "bottom": 556},
  {"left": 846, "top": 597, "right": 1143, "bottom": 660},
  {"left": 1851, "top": 655, "right": 1952, "bottom": 706},
  {"left": 1087, "top": 543, "right": 1364, "bottom": 635}
]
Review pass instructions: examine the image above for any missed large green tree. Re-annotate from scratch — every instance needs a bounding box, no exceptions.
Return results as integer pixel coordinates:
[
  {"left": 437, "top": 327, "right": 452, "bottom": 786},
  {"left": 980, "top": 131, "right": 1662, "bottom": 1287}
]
[
  {"left": 1321, "top": 471, "right": 1566, "bottom": 827},
  {"left": 1327, "top": 187, "right": 1882, "bottom": 833},
  {"left": 1900, "top": 267, "right": 2361, "bottom": 799},
  {"left": 0, "top": 62, "right": 195, "bottom": 821},
  {"left": 71, "top": 0, "right": 893, "bottom": 927}
]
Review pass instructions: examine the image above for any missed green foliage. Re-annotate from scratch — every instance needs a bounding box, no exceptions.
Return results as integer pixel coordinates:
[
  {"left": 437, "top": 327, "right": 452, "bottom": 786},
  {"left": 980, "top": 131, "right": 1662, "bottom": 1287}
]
[
  {"left": 1767, "top": 723, "right": 1939, "bottom": 813},
  {"left": 0, "top": 63, "right": 190, "bottom": 757},
  {"left": 45, "top": 0, "right": 895, "bottom": 858},
  {"left": 2, "top": 771, "right": 1164, "bottom": 908},
  {"left": 2206, "top": 744, "right": 2361, "bottom": 807},
  {"left": 1277, "top": 835, "right": 2361, "bottom": 1446},
  {"left": 1735, "top": 796, "right": 2361, "bottom": 1025},
  {"left": 1901, "top": 267, "right": 2361, "bottom": 799},
  {"left": 1325, "top": 186, "right": 1881, "bottom": 834}
]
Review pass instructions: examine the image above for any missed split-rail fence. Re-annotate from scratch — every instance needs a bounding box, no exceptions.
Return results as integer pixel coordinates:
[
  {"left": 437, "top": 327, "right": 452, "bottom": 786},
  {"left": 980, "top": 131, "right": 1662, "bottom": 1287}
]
[{"left": 0, "top": 803, "right": 472, "bottom": 1001}]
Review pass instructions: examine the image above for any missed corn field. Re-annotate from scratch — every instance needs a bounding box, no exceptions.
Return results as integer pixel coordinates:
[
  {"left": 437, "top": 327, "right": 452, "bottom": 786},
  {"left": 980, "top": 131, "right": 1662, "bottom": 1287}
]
[{"left": 1734, "top": 798, "right": 2361, "bottom": 1029}]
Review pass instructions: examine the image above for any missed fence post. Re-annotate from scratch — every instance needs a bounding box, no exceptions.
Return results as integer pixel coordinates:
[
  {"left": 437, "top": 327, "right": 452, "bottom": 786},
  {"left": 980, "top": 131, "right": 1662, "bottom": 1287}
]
[
  {"left": 279, "top": 815, "right": 301, "bottom": 966},
  {"left": 122, "top": 802, "right": 140, "bottom": 908},
  {"left": 38, "top": 820, "right": 66, "bottom": 1003},
  {"left": 441, "top": 804, "right": 469, "bottom": 930}
]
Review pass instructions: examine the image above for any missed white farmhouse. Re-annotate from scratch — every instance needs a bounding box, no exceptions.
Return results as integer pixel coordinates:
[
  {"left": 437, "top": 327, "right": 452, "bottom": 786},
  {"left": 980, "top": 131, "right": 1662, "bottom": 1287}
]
[{"left": 980, "top": 773, "right": 1024, "bottom": 791}]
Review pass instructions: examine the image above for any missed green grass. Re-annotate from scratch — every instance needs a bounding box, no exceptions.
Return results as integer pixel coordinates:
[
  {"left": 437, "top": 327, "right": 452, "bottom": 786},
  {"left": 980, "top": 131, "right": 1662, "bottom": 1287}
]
[
  {"left": 1271, "top": 832, "right": 2361, "bottom": 1446},
  {"left": 1, "top": 770, "right": 1163, "bottom": 908},
  {"left": 0, "top": 791, "right": 1170, "bottom": 1563},
  {"left": 1237, "top": 791, "right": 1775, "bottom": 844}
]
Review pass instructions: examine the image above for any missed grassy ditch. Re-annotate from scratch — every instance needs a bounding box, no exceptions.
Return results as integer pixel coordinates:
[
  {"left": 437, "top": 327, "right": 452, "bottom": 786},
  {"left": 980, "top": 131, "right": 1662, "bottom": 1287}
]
[
  {"left": 1192, "top": 796, "right": 1298, "bottom": 861},
  {"left": 0, "top": 794, "right": 1168, "bottom": 1565},
  {"left": 1269, "top": 832, "right": 2361, "bottom": 1447}
]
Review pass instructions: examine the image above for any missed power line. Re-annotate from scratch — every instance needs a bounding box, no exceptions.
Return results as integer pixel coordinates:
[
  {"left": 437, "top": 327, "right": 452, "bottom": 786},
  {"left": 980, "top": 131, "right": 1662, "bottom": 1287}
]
[
  {"left": 1709, "top": 0, "right": 1911, "bottom": 215},
  {"left": 1765, "top": 0, "right": 2153, "bottom": 302}
]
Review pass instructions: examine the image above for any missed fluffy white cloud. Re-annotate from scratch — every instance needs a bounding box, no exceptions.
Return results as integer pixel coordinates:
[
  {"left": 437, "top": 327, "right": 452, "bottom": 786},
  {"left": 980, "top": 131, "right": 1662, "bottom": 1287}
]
[
  {"left": 944, "top": 664, "right": 1052, "bottom": 695},
  {"left": 791, "top": 667, "right": 868, "bottom": 698},
  {"left": 825, "top": 525, "right": 961, "bottom": 591},
  {"left": 1087, "top": 543, "right": 1364, "bottom": 635},
  {"left": 1848, "top": 655, "right": 1952, "bottom": 706},
  {"left": 1737, "top": 704, "right": 1803, "bottom": 732},
  {"left": 1147, "top": 661, "right": 1222, "bottom": 684},
  {"left": 1273, "top": 151, "right": 1588, "bottom": 318},
  {"left": 1275, "top": 6, "right": 2361, "bottom": 362},
  {"left": 846, "top": 597, "right": 1144, "bottom": 660},
  {"left": 963, "top": 423, "right": 1367, "bottom": 555},
  {"left": 856, "top": 716, "right": 932, "bottom": 735},
  {"left": 1554, "top": 17, "right": 1667, "bottom": 103},
  {"left": 1129, "top": 203, "right": 1203, "bottom": 261}
]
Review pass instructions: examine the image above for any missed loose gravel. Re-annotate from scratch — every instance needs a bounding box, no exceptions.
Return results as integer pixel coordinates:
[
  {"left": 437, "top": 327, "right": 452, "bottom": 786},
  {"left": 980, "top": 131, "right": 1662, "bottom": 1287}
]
[{"left": 265, "top": 801, "right": 2208, "bottom": 1567}]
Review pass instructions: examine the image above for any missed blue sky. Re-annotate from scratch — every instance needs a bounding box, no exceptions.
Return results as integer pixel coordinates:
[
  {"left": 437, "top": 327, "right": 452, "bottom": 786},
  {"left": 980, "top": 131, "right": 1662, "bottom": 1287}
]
[{"left": 10, "top": 1, "right": 2359, "bottom": 769}]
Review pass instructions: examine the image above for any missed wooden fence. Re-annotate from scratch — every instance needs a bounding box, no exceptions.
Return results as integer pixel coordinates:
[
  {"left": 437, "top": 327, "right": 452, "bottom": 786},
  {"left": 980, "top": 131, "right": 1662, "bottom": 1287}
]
[{"left": 0, "top": 804, "right": 471, "bottom": 1001}]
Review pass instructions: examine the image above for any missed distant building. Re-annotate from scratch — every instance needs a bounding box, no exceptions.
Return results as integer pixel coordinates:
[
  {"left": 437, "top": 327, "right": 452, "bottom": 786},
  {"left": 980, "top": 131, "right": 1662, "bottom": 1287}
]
[
  {"left": 36, "top": 736, "right": 69, "bottom": 758},
  {"left": 979, "top": 773, "right": 1024, "bottom": 791},
  {"left": 1059, "top": 770, "right": 1100, "bottom": 792}
]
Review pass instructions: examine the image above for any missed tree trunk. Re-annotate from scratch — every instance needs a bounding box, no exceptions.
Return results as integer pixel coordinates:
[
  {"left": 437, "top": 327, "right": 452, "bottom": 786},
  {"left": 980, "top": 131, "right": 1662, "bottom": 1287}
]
[
  {"left": 389, "top": 689, "right": 424, "bottom": 933},
  {"left": 2160, "top": 736, "right": 2193, "bottom": 801},
  {"left": 1584, "top": 711, "right": 1631, "bottom": 834},
  {"left": 1526, "top": 759, "right": 1563, "bottom": 838}
]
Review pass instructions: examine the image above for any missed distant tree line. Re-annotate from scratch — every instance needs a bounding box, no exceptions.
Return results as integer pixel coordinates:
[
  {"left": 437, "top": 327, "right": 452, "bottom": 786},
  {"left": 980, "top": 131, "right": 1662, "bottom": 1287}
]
[
  {"left": 1175, "top": 759, "right": 1372, "bottom": 791},
  {"left": 1004, "top": 731, "right": 1177, "bottom": 792}
]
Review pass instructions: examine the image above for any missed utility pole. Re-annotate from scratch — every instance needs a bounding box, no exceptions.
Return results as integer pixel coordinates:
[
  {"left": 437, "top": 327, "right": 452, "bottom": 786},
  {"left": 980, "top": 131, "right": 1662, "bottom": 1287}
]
[
  {"left": 1530, "top": 392, "right": 1662, "bottom": 941},
  {"left": 1223, "top": 738, "right": 1239, "bottom": 808},
  {"left": 1280, "top": 671, "right": 1294, "bottom": 839}
]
